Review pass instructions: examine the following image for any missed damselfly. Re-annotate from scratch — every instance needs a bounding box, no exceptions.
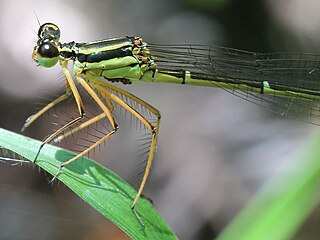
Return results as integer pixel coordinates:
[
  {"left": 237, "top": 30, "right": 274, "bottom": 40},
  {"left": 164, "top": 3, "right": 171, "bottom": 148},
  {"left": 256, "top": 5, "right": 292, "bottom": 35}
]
[{"left": 23, "top": 23, "right": 320, "bottom": 222}]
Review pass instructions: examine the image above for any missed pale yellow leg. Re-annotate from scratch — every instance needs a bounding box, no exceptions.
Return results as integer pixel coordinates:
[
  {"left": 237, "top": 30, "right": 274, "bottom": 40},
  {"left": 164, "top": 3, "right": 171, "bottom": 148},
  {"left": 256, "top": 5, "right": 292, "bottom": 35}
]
[
  {"left": 95, "top": 79, "right": 160, "bottom": 117},
  {"left": 54, "top": 75, "right": 118, "bottom": 169},
  {"left": 53, "top": 113, "right": 106, "bottom": 143},
  {"left": 49, "top": 76, "right": 118, "bottom": 189},
  {"left": 91, "top": 81, "right": 161, "bottom": 210},
  {"left": 21, "top": 91, "right": 70, "bottom": 132},
  {"left": 59, "top": 112, "right": 116, "bottom": 168},
  {"left": 53, "top": 87, "right": 114, "bottom": 143},
  {"left": 39, "top": 71, "right": 161, "bottom": 214},
  {"left": 34, "top": 61, "right": 86, "bottom": 160}
]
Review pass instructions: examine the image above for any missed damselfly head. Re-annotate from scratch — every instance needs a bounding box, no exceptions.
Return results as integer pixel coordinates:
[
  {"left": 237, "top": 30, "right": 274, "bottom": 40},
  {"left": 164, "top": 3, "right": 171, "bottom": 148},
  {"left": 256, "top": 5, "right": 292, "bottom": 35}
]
[{"left": 32, "top": 23, "right": 60, "bottom": 68}]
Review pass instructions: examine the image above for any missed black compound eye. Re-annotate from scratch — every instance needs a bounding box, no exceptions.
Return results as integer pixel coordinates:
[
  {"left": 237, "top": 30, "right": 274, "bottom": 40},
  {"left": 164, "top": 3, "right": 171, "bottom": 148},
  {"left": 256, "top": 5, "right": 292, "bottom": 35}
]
[
  {"left": 35, "top": 42, "right": 59, "bottom": 68},
  {"left": 38, "top": 23, "right": 60, "bottom": 41},
  {"left": 38, "top": 42, "right": 59, "bottom": 58}
]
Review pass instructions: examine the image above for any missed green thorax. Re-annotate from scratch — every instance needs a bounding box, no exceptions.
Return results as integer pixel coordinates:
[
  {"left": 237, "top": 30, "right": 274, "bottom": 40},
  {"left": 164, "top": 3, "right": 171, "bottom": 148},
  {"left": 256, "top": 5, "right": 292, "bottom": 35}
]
[{"left": 64, "top": 37, "right": 156, "bottom": 84}]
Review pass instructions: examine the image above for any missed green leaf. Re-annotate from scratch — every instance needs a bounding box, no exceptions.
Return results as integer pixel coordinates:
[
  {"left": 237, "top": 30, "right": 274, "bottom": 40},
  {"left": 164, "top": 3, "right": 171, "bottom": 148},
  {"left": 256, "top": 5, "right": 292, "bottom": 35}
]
[
  {"left": 217, "top": 132, "right": 320, "bottom": 240},
  {"left": 0, "top": 128, "right": 177, "bottom": 240}
]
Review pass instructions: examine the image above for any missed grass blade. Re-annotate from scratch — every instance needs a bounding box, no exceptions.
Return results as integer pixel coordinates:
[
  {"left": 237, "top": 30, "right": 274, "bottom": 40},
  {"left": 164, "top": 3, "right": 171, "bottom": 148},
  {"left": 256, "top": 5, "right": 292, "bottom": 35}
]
[
  {"left": 0, "top": 128, "right": 176, "bottom": 240},
  {"left": 217, "top": 132, "right": 320, "bottom": 240}
]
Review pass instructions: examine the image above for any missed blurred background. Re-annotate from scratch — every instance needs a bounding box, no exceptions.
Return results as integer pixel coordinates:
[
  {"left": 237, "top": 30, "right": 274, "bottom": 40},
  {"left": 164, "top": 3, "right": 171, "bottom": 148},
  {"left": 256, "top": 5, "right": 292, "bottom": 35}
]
[{"left": 1, "top": 0, "right": 320, "bottom": 239}]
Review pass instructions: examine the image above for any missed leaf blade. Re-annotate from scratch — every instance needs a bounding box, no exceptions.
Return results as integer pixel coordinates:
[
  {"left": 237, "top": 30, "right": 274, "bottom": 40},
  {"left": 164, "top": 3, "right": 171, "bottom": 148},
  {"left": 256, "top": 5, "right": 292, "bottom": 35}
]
[{"left": 0, "top": 128, "right": 176, "bottom": 240}]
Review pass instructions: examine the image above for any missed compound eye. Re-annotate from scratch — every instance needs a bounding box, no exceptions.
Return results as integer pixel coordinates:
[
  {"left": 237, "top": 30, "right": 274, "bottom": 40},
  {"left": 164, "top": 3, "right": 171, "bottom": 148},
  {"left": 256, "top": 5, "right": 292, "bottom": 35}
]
[
  {"left": 36, "top": 42, "right": 59, "bottom": 68},
  {"left": 38, "top": 42, "right": 59, "bottom": 58},
  {"left": 38, "top": 23, "right": 60, "bottom": 42}
]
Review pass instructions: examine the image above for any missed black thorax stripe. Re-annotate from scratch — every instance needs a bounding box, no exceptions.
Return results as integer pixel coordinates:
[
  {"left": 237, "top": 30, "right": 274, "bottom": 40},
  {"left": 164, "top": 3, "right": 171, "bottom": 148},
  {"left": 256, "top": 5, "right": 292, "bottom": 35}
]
[
  {"left": 76, "top": 37, "right": 135, "bottom": 63},
  {"left": 60, "top": 41, "right": 76, "bottom": 59}
]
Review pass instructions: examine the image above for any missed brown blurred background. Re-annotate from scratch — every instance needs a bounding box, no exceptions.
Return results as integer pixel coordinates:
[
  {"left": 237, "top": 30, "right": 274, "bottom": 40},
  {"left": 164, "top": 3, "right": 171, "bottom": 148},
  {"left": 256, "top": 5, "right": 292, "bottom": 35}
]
[{"left": 1, "top": 0, "right": 320, "bottom": 239}]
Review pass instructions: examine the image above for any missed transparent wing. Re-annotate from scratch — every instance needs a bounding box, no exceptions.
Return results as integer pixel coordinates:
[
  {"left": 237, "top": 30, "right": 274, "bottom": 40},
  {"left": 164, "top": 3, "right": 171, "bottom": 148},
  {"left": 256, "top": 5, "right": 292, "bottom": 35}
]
[{"left": 149, "top": 44, "right": 320, "bottom": 125}]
